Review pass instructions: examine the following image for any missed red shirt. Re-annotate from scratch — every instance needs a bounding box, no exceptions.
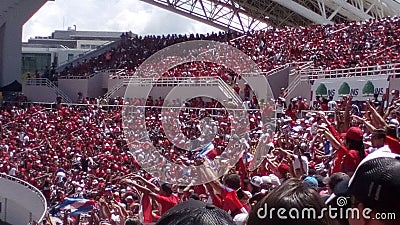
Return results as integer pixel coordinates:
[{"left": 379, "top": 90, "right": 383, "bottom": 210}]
[
  {"left": 221, "top": 186, "right": 245, "bottom": 217},
  {"left": 328, "top": 125, "right": 362, "bottom": 174},
  {"left": 386, "top": 136, "right": 400, "bottom": 154},
  {"left": 155, "top": 193, "right": 179, "bottom": 215}
]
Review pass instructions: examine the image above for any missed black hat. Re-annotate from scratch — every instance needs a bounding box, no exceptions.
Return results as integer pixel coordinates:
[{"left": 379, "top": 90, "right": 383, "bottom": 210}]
[
  {"left": 156, "top": 199, "right": 236, "bottom": 225},
  {"left": 347, "top": 152, "right": 400, "bottom": 211}
]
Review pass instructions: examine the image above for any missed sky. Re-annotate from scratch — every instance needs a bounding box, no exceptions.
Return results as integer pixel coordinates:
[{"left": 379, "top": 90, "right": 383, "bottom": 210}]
[{"left": 22, "top": 0, "right": 221, "bottom": 42}]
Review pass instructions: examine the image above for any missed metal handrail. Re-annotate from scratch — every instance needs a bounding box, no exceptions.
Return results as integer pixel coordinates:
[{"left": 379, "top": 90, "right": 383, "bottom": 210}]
[
  {"left": 0, "top": 173, "right": 47, "bottom": 224},
  {"left": 59, "top": 68, "right": 124, "bottom": 79},
  {"left": 299, "top": 63, "right": 400, "bottom": 81},
  {"left": 215, "top": 77, "right": 242, "bottom": 104},
  {"left": 13, "top": 101, "right": 266, "bottom": 111},
  {"left": 104, "top": 76, "right": 222, "bottom": 99},
  {"left": 25, "top": 78, "right": 72, "bottom": 103}
]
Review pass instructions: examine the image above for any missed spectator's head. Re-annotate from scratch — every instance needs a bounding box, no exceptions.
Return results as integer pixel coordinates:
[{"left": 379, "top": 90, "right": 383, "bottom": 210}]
[
  {"left": 386, "top": 124, "right": 398, "bottom": 139},
  {"left": 391, "top": 90, "right": 399, "bottom": 99},
  {"left": 347, "top": 153, "right": 400, "bottom": 225},
  {"left": 371, "top": 129, "right": 386, "bottom": 148},
  {"left": 325, "top": 172, "right": 349, "bottom": 195},
  {"left": 189, "top": 193, "right": 200, "bottom": 200},
  {"left": 223, "top": 173, "right": 241, "bottom": 190},
  {"left": 125, "top": 217, "right": 143, "bottom": 225},
  {"left": 156, "top": 199, "right": 236, "bottom": 225},
  {"left": 247, "top": 178, "right": 338, "bottom": 225},
  {"left": 161, "top": 183, "right": 173, "bottom": 196},
  {"left": 343, "top": 126, "right": 365, "bottom": 162},
  {"left": 303, "top": 176, "right": 318, "bottom": 188}
]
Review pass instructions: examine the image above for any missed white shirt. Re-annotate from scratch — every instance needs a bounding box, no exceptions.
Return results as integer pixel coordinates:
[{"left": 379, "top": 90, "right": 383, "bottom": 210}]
[
  {"left": 327, "top": 100, "right": 337, "bottom": 110},
  {"left": 369, "top": 145, "right": 391, "bottom": 154},
  {"left": 293, "top": 155, "right": 309, "bottom": 175}
]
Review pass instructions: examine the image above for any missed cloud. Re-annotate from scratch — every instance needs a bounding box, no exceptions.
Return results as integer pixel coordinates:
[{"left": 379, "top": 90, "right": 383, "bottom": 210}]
[{"left": 22, "top": 0, "right": 221, "bottom": 42}]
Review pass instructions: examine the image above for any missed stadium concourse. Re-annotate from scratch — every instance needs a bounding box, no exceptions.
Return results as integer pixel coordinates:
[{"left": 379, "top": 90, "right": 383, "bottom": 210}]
[{"left": 2, "top": 17, "right": 400, "bottom": 225}]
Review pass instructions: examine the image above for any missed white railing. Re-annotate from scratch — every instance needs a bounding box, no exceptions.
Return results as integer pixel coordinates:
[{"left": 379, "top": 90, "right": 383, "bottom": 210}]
[
  {"left": 0, "top": 173, "right": 47, "bottom": 224},
  {"left": 286, "top": 72, "right": 301, "bottom": 96},
  {"left": 60, "top": 68, "right": 126, "bottom": 79},
  {"left": 215, "top": 77, "right": 242, "bottom": 105},
  {"left": 298, "top": 63, "right": 400, "bottom": 81},
  {"left": 104, "top": 81, "right": 125, "bottom": 99},
  {"left": 25, "top": 78, "right": 72, "bottom": 103},
  {"left": 109, "top": 68, "right": 129, "bottom": 79},
  {"left": 104, "top": 77, "right": 223, "bottom": 99},
  {"left": 284, "top": 61, "right": 314, "bottom": 98}
]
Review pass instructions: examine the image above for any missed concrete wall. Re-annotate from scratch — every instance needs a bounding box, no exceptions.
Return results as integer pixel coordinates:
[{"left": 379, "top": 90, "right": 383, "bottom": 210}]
[
  {"left": 87, "top": 73, "right": 107, "bottom": 98},
  {"left": 267, "top": 67, "right": 290, "bottom": 99},
  {"left": 286, "top": 80, "right": 312, "bottom": 101},
  {"left": 22, "top": 83, "right": 58, "bottom": 102},
  {"left": 123, "top": 83, "right": 230, "bottom": 102},
  {"left": 0, "top": 197, "right": 31, "bottom": 225},
  {"left": 58, "top": 78, "right": 89, "bottom": 102}
]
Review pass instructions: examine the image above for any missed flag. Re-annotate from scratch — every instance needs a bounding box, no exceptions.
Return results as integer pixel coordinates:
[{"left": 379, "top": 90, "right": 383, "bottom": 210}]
[
  {"left": 56, "top": 198, "right": 96, "bottom": 216},
  {"left": 242, "top": 152, "right": 254, "bottom": 164},
  {"left": 197, "top": 142, "right": 217, "bottom": 159}
]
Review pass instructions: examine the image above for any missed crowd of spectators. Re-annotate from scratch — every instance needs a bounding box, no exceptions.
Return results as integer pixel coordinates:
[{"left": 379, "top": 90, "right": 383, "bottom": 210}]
[
  {"left": 234, "top": 17, "right": 400, "bottom": 71},
  {"left": 0, "top": 84, "right": 399, "bottom": 224},
  {"left": 55, "top": 16, "right": 400, "bottom": 80},
  {"left": 4, "top": 15, "right": 400, "bottom": 225}
]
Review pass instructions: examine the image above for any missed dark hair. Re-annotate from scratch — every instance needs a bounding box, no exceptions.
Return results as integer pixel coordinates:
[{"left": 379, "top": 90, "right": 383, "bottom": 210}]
[
  {"left": 189, "top": 193, "right": 200, "bottom": 200},
  {"left": 247, "top": 178, "right": 338, "bottom": 225},
  {"left": 386, "top": 125, "right": 398, "bottom": 139},
  {"left": 125, "top": 217, "right": 143, "bottom": 225},
  {"left": 345, "top": 139, "right": 365, "bottom": 160},
  {"left": 156, "top": 199, "right": 236, "bottom": 225},
  {"left": 372, "top": 128, "right": 386, "bottom": 140},
  {"left": 223, "top": 174, "right": 241, "bottom": 190},
  {"left": 161, "top": 183, "right": 173, "bottom": 196}
]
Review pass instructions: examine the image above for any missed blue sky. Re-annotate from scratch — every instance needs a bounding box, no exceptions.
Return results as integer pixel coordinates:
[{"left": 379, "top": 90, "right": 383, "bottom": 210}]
[{"left": 22, "top": 0, "right": 220, "bottom": 41}]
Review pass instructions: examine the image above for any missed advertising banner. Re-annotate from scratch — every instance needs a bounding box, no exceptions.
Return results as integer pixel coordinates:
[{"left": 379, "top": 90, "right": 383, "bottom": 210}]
[{"left": 311, "top": 75, "right": 389, "bottom": 101}]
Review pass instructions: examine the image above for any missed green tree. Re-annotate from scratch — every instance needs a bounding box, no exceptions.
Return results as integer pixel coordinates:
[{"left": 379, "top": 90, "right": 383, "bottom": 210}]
[
  {"left": 316, "top": 83, "right": 328, "bottom": 96},
  {"left": 338, "top": 82, "right": 350, "bottom": 95},
  {"left": 363, "top": 81, "right": 375, "bottom": 95}
]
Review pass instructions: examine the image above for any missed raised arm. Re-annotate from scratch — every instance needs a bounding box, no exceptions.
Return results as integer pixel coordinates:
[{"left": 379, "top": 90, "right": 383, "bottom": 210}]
[{"left": 130, "top": 175, "right": 160, "bottom": 193}]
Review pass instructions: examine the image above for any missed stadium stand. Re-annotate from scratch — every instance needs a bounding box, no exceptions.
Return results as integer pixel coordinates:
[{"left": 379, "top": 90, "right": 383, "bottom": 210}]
[
  {"left": 55, "top": 17, "right": 400, "bottom": 81},
  {"left": 2, "top": 14, "right": 400, "bottom": 225}
]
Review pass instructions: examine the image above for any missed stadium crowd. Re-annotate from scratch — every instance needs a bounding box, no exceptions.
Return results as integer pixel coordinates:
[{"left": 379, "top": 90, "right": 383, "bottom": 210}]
[
  {"left": 55, "top": 16, "right": 400, "bottom": 80},
  {"left": 1, "top": 83, "right": 400, "bottom": 225},
  {"left": 3, "top": 14, "right": 400, "bottom": 225}
]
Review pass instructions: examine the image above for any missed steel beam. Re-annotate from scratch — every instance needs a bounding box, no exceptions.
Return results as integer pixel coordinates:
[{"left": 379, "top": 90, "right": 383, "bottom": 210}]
[{"left": 139, "top": 0, "right": 271, "bottom": 33}]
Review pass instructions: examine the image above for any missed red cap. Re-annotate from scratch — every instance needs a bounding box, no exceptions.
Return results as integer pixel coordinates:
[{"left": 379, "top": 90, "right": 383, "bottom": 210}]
[{"left": 346, "top": 127, "right": 363, "bottom": 141}]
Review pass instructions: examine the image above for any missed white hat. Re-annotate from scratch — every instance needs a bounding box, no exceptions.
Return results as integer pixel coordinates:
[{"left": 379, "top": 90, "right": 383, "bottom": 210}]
[
  {"left": 250, "top": 176, "right": 262, "bottom": 187},
  {"left": 389, "top": 119, "right": 399, "bottom": 126},
  {"left": 268, "top": 174, "right": 281, "bottom": 186},
  {"left": 261, "top": 176, "right": 272, "bottom": 185}
]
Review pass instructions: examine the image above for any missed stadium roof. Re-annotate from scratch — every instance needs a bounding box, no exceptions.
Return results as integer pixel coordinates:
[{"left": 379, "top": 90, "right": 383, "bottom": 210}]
[{"left": 140, "top": 0, "right": 400, "bottom": 32}]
